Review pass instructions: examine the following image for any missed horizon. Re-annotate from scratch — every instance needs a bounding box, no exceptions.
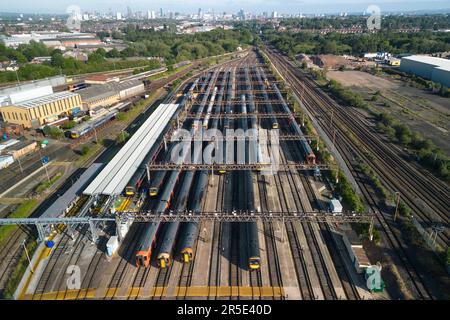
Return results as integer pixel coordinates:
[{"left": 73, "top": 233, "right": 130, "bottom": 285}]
[{"left": 0, "top": 0, "right": 450, "bottom": 15}]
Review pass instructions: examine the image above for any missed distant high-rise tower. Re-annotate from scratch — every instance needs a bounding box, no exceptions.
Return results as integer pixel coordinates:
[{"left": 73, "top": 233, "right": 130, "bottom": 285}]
[
  {"left": 198, "top": 8, "right": 203, "bottom": 19},
  {"left": 127, "top": 6, "right": 133, "bottom": 19},
  {"left": 271, "top": 11, "right": 278, "bottom": 19},
  {"left": 116, "top": 12, "right": 122, "bottom": 20},
  {"left": 160, "top": 8, "right": 164, "bottom": 18}
]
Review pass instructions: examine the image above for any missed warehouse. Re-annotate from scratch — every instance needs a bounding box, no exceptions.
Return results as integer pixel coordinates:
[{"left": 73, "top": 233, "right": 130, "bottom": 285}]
[
  {"left": 78, "top": 80, "right": 145, "bottom": 111},
  {"left": 400, "top": 55, "right": 450, "bottom": 87},
  {"left": 0, "top": 91, "right": 82, "bottom": 128},
  {"left": 0, "top": 76, "right": 67, "bottom": 107},
  {"left": 78, "top": 87, "right": 120, "bottom": 110},
  {"left": 104, "top": 80, "right": 145, "bottom": 100}
]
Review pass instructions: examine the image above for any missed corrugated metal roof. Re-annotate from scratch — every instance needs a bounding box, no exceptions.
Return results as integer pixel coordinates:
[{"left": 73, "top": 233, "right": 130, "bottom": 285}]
[
  {"left": 402, "top": 55, "right": 450, "bottom": 72},
  {"left": 41, "top": 163, "right": 103, "bottom": 219},
  {"left": 83, "top": 103, "right": 179, "bottom": 196},
  {"left": 4, "top": 91, "right": 80, "bottom": 109}
]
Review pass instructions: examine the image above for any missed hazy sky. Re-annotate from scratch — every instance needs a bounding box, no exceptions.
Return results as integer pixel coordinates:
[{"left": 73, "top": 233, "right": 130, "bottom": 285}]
[{"left": 1, "top": 0, "right": 450, "bottom": 14}]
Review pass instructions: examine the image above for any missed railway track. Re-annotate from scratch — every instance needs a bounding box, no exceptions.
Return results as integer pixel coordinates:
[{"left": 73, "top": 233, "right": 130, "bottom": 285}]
[
  {"left": 266, "top": 48, "right": 435, "bottom": 299},
  {"left": 256, "top": 174, "right": 284, "bottom": 300},
  {"left": 300, "top": 171, "right": 360, "bottom": 300},
  {"left": 267, "top": 48, "right": 449, "bottom": 247}
]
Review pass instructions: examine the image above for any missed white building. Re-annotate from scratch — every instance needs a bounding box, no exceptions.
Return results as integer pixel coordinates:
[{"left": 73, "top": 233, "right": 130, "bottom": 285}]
[
  {"left": 147, "top": 10, "right": 156, "bottom": 19},
  {"left": 116, "top": 12, "right": 122, "bottom": 20},
  {"left": 400, "top": 55, "right": 450, "bottom": 87}
]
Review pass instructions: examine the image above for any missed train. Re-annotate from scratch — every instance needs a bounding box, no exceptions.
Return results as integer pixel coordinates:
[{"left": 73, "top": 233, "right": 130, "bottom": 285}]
[
  {"left": 255, "top": 67, "right": 279, "bottom": 129},
  {"left": 69, "top": 110, "right": 118, "bottom": 139},
  {"left": 272, "top": 83, "right": 316, "bottom": 165},
  {"left": 136, "top": 72, "right": 217, "bottom": 268},
  {"left": 135, "top": 164, "right": 182, "bottom": 267},
  {"left": 202, "top": 87, "right": 218, "bottom": 128},
  {"left": 135, "top": 222, "right": 159, "bottom": 267},
  {"left": 177, "top": 144, "right": 209, "bottom": 263},
  {"left": 191, "top": 71, "right": 214, "bottom": 130},
  {"left": 125, "top": 78, "right": 199, "bottom": 196},
  {"left": 238, "top": 70, "right": 261, "bottom": 270},
  {"left": 156, "top": 144, "right": 202, "bottom": 268},
  {"left": 177, "top": 70, "right": 226, "bottom": 264},
  {"left": 246, "top": 222, "right": 261, "bottom": 269}
]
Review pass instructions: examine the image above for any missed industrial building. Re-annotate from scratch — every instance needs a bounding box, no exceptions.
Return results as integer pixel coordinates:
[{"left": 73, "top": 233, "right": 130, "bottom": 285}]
[
  {"left": 400, "top": 55, "right": 450, "bottom": 87},
  {"left": 0, "top": 76, "right": 67, "bottom": 107},
  {"left": 79, "top": 87, "right": 120, "bottom": 110},
  {"left": 78, "top": 80, "right": 145, "bottom": 110},
  {"left": 0, "top": 89, "right": 82, "bottom": 128}
]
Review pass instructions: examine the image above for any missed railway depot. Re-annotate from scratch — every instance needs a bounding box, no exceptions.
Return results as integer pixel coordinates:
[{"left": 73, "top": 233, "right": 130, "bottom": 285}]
[{"left": 2, "top": 50, "right": 390, "bottom": 301}]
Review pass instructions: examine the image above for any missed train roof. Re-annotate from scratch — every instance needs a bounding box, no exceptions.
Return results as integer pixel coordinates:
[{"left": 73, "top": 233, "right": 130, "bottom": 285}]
[
  {"left": 83, "top": 103, "right": 179, "bottom": 196},
  {"left": 136, "top": 222, "right": 159, "bottom": 252}
]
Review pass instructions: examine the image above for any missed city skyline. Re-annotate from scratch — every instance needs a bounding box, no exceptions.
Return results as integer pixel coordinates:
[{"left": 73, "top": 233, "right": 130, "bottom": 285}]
[{"left": 1, "top": 0, "right": 450, "bottom": 15}]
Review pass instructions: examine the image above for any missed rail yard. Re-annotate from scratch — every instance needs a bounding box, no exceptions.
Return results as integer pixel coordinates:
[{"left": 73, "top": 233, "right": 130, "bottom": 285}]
[
  {"left": 0, "top": 50, "right": 387, "bottom": 301},
  {"left": 0, "top": 47, "right": 447, "bottom": 302}
]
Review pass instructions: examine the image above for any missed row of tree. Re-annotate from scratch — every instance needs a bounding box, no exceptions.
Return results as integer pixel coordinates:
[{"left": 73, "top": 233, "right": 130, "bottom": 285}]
[
  {"left": 99, "top": 26, "right": 253, "bottom": 64},
  {"left": 262, "top": 29, "right": 450, "bottom": 56}
]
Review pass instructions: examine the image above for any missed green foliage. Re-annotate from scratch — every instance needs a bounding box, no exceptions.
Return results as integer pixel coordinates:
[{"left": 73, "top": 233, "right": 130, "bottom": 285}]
[
  {"left": 112, "top": 26, "right": 252, "bottom": 63},
  {"left": 35, "top": 172, "right": 62, "bottom": 193},
  {"left": 115, "top": 112, "right": 126, "bottom": 121},
  {"left": 263, "top": 28, "right": 450, "bottom": 56},
  {"left": 335, "top": 171, "right": 365, "bottom": 212},
  {"left": 3, "top": 240, "right": 37, "bottom": 299},
  {"left": 0, "top": 39, "right": 159, "bottom": 83},
  {"left": 328, "top": 79, "right": 367, "bottom": 109},
  {"left": 116, "top": 131, "right": 130, "bottom": 144},
  {"left": 398, "top": 201, "right": 412, "bottom": 217},
  {"left": 61, "top": 120, "right": 77, "bottom": 130},
  {"left": 80, "top": 145, "right": 90, "bottom": 156},
  {"left": 42, "top": 125, "right": 64, "bottom": 139},
  {"left": 375, "top": 112, "right": 449, "bottom": 182}
]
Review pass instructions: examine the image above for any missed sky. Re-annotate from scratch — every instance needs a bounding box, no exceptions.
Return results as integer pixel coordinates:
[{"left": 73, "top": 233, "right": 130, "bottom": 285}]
[{"left": 1, "top": 0, "right": 450, "bottom": 14}]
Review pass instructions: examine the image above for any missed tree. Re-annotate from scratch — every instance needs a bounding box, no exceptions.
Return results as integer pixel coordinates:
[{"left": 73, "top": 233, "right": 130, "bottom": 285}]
[
  {"left": 106, "top": 48, "right": 120, "bottom": 58},
  {"left": 51, "top": 52, "right": 64, "bottom": 68},
  {"left": 88, "top": 52, "right": 105, "bottom": 64},
  {"left": 42, "top": 126, "right": 64, "bottom": 139}
]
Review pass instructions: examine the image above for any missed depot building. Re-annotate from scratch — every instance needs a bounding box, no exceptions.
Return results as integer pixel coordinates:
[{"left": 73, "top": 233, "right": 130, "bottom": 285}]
[{"left": 0, "top": 86, "right": 82, "bottom": 129}]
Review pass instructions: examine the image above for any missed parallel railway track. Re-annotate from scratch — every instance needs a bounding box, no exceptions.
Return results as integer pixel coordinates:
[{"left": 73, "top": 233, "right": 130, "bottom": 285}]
[
  {"left": 267, "top": 48, "right": 449, "bottom": 247},
  {"left": 266, "top": 48, "right": 435, "bottom": 299}
]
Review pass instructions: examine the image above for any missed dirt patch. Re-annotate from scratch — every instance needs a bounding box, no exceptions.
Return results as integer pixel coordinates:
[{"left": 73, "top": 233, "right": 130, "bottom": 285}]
[
  {"left": 328, "top": 70, "right": 399, "bottom": 90},
  {"left": 327, "top": 70, "right": 450, "bottom": 154}
]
